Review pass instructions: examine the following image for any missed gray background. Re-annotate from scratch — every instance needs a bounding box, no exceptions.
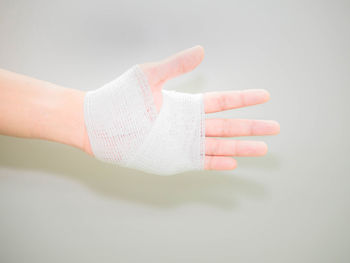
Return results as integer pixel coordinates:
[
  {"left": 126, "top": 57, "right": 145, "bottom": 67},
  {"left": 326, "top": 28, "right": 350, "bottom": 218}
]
[{"left": 0, "top": 0, "right": 349, "bottom": 262}]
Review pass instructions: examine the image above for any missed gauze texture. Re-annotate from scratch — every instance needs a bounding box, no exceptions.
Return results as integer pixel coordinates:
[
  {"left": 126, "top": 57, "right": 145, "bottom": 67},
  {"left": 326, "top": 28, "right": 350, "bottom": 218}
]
[{"left": 84, "top": 65, "right": 205, "bottom": 175}]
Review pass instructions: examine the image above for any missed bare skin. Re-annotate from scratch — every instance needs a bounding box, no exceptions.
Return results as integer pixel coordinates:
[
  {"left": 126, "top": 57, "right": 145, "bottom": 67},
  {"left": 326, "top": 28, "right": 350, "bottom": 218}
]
[{"left": 0, "top": 46, "right": 280, "bottom": 171}]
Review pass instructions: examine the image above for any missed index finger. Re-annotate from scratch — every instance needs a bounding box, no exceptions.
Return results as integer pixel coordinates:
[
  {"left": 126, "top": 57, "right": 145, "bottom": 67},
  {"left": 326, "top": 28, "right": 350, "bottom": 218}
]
[{"left": 204, "top": 89, "right": 270, "bottom": 113}]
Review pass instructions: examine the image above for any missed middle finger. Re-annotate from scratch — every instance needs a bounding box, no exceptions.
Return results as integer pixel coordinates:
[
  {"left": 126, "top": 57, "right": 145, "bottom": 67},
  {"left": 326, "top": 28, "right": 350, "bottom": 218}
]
[{"left": 205, "top": 119, "right": 280, "bottom": 137}]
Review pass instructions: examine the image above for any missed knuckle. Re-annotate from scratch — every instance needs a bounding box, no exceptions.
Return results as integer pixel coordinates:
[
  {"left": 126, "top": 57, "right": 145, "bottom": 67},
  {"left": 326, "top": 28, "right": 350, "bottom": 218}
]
[
  {"left": 206, "top": 156, "right": 214, "bottom": 170},
  {"left": 238, "top": 90, "right": 246, "bottom": 107},
  {"left": 249, "top": 120, "right": 257, "bottom": 136},
  {"left": 217, "top": 94, "right": 228, "bottom": 111},
  {"left": 233, "top": 140, "right": 239, "bottom": 155},
  {"left": 221, "top": 119, "right": 232, "bottom": 136}
]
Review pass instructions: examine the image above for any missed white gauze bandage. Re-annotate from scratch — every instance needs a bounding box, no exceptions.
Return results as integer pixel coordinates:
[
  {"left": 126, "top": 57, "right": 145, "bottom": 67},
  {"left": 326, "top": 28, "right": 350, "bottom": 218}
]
[{"left": 84, "top": 65, "right": 205, "bottom": 175}]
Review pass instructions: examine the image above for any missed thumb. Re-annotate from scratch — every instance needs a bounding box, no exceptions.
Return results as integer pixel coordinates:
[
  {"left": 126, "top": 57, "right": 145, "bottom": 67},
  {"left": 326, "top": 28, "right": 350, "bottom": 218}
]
[{"left": 141, "top": 45, "right": 205, "bottom": 86}]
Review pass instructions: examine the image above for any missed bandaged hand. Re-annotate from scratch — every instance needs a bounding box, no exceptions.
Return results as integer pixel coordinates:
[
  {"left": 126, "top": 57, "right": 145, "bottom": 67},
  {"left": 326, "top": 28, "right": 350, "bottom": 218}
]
[{"left": 83, "top": 46, "right": 280, "bottom": 175}]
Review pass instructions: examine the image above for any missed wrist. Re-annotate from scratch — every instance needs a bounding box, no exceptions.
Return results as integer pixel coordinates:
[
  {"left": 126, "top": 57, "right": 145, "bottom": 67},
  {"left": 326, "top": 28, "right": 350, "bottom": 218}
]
[
  {"left": 59, "top": 88, "right": 93, "bottom": 155},
  {"left": 36, "top": 87, "right": 92, "bottom": 154}
]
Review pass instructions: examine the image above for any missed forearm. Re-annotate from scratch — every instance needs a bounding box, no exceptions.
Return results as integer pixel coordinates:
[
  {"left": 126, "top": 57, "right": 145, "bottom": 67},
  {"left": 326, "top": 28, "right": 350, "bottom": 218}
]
[{"left": 0, "top": 69, "right": 90, "bottom": 153}]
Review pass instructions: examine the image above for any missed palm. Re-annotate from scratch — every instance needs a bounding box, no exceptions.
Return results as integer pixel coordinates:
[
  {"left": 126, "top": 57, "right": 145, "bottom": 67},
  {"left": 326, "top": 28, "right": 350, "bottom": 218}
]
[{"left": 140, "top": 46, "right": 280, "bottom": 170}]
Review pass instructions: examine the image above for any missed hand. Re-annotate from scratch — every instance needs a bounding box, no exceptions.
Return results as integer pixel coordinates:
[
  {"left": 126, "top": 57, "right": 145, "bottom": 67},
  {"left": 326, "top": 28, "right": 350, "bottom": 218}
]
[
  {"left": 139, "top": 46, "right": 280, "bottom": 170},
  {"left": 0, "top": 46, "right": 279, "bottom": 171}
]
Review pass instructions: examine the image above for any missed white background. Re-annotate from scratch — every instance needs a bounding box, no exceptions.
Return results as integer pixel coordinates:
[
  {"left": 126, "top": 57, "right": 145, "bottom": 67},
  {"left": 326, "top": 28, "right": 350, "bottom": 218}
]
[{"left": 0, "top": 0, "right": 349, "bottom": 262}]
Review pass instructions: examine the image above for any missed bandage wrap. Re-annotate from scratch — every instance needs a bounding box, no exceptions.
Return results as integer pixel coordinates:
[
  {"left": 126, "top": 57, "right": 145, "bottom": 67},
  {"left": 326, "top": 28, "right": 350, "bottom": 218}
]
[{"left": 84, "top": 65, "right": 205, "bottom": 175}]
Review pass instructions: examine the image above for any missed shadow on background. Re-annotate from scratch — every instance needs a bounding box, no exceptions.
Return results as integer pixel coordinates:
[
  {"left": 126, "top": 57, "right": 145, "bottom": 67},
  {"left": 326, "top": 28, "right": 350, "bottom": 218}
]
[{"left": 0, "top": 136, "right": 280, "bottom": 209}]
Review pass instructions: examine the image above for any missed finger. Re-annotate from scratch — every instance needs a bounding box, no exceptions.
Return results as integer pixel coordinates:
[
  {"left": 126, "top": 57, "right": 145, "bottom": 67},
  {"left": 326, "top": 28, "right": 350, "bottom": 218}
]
[
  {"left": 205, "top": 138, "right": 268, "bottom": 156},
  {"left": 205, "top": 119, "right": 280, "bottom": 137},
  {"left": 140, "top": 45, "right": 205, "bottom": 86},
  {"left": 204, "top": 89, "right": 270, "bottom": 113},
  {"left": 205, "top": 156, "right": 237, "bottom": 170}
]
